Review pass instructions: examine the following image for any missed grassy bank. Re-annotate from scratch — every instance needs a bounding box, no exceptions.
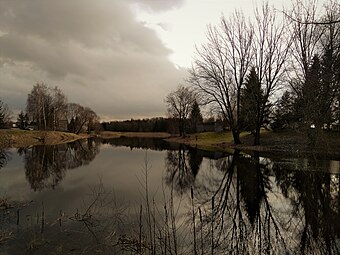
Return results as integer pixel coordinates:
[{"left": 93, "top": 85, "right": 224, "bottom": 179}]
[
  {"left": 166, "top": 130, "right": 340, "bottom": 157},
  {"left": 0, "top": 129, "right": 90, "bottom": 149},
  {"left": 0, "top": 130, "right": 172, "bottom": 149},
  {"left": 233, "top": 129, "right": 340, "bottom": 158},
  {"left": 2, "top": 129, "right": 340, "bottom": 157},
  {"left": 165, "top": 131, "right": 245, "bottom": 153}
]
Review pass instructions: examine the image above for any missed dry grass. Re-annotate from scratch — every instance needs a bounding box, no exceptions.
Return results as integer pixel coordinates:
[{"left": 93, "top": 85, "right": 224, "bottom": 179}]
[
  {"left": 0, "top": 231, "right": 13, "bottom": 246},
  {"left": 0, "top": 129, "right": 89, "bottom": 149}
]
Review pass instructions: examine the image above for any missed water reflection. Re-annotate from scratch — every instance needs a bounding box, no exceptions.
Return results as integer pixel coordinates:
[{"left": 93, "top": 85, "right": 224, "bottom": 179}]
[
  {"left": 0, "top": 149, "right": 9, "bottom": 169},
  {"left": 102, "top": 137, "right": 171, "bottom": 151},
  {"left": 18, "top": 139, "right": 100, "bottom": 191},
  {"left": 1, "top": 137, "right": 339, "bottom": 254},
  {"left": 189, "top": 151, "right": 340, "bottom": 254},
  {"left": 165, "top": 146, "right": 203, "bottom": 193},
  {"left": 272, "top": 157, "right": 340, "bottom": 254}
]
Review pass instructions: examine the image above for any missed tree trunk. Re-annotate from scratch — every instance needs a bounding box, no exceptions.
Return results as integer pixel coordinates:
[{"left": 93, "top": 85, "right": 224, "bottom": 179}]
[
  {"left": 254, "top": 125, "right": 261, "bottom": 146},
  {"left": 232, "top": 128, "right": 241, "bottom": 145},
  {"left": 179, "top": 118, "right": 185, "bottom": 137},
  {"left": 42, "top": 103, "right": 47, "bottom": 130},
  {"left": 254, "top": 112, "right": 261, "bottom": 146},
  {"left": 76, "top": 120, "right": 87, "bottom": 134}
]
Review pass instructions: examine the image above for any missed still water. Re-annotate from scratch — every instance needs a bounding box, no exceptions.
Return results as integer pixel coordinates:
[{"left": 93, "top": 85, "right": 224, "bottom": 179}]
[{"left": 0, "top": 138, "right": 339, "bottom": 254}]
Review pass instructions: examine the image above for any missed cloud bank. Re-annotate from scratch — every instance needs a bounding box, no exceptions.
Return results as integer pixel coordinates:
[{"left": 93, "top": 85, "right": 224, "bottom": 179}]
[{"left": 0, "top": 0, "right": 186, "bottom": 120}]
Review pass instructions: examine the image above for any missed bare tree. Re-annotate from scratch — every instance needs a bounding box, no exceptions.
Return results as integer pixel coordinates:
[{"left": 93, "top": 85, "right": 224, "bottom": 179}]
[
  {"left": 26, "top": 83, "right": 68, "bottom": 130},
  {"left": 51, "top": 86, "right": 67, "bottom": 131},
  {"left": 286, "top": 0, "right": 339, "bottom": 92},
  {"left": 189, "top": 11, "right": 253, "bottom": 144},
  {"left": 286, "top": 0, "right": 324, "bottom": 96},
  {"left": 165, "top": 85, "right": 196, "bottom": 136},
  {"left": 0, "top": 100, "right": 12, "bottom": 128},
  {"left": 282, "top": 0, "right": 340, "bottom": 25},
  {"left": 66, "top": 102, "right": 99, "bottom": 134},
  {"left": 252, "top": 2, "right": 291, "bottom": 145},
  {"left": 26, "top": 83, "right": 51, "bottom": 130},
  {"left": 79, "top": 107, "right": 98, "bottom": 134},
  {"left": 285, "top": 0, "right": 339, "bottom": 138}
]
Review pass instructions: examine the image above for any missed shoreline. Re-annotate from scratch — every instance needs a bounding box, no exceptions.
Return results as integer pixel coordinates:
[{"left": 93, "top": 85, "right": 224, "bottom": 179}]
[
  {"left": 0, "top": 129, "right": 91, "bottom": 149},
  {"left": 165, "top": 130, "right": 340, "bottom": 159},
  {"left": 1, "top": 129, "right": 340, "bottom": 158},
  {"left": 0, "top": 130, "right": 171, "bottom": 149}
]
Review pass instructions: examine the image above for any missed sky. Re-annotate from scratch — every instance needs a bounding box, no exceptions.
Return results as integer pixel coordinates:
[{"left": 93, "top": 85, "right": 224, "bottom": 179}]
[{"left": 0, "top": 0, "right": 326, "bottom": 121}]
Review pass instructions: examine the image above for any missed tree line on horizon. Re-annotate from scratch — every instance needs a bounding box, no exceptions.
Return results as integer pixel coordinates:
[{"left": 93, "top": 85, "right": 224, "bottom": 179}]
[
  {"left": 102, "top": 102, "right": 204, "bottom": 134},
  {"left": 166, "top": 0, "right": 339, "bottom": 146},
  {"left": 1, "top": 83, "right": 100, "bottom": 134}
]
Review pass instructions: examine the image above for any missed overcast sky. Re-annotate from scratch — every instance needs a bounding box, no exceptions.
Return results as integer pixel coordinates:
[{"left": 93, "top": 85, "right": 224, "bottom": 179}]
[{"left": 0, "top": 0, "right": 326, "bottom": 120}]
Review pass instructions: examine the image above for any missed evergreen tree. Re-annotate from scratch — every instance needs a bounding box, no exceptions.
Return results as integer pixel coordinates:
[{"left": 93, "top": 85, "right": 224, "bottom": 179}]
[
  {"left": 189, "top": 100, "right": 203, "bottom": 133},
  {"left": 240, "top": 68, "right": 265, "bottom": 145},
  {"left": 272, "top": 91, "right": 297, "bottom": 130},
  {"left": 302, "top": 55, "right": 322, "bottom": 128},
  {"left": 17, "top": 111, "right": 29, "bottom": 129}
]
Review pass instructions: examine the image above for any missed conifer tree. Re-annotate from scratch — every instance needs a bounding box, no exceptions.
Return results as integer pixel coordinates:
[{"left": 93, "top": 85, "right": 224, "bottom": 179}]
[
  {"left": 240, "top": 68, "right": 265, "bottom": 145},
  {"left": 189, "top": 100, "right": 203, "bottom": 133}
]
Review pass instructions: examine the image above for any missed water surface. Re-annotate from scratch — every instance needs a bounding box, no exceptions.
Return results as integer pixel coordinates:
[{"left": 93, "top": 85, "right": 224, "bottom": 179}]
[{"left": 0, "top": 138, "right": 339, "bottom": 254}]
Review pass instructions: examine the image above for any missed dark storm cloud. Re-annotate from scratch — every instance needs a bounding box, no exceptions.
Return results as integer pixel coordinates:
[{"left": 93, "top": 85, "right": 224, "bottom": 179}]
[{"left": 0, "top": 0, "right": 186, "bottom": 119}]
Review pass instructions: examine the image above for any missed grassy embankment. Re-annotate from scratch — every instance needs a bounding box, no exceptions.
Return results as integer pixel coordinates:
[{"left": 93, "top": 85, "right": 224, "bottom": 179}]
[
  {"left": 1, "top": 129, "right": 339, "bottom": 157},
  {"left": 0, "top": 129, "right": 171, "bottom": 149},
  {"left": 167, "top": 129, "right": 340, "bottom": 157},
  {"left": 165, "top": 131, "right": 248, "bottom": 153},
  {"left": 0, "top": 129, "right": 90, "bottom": 149}
]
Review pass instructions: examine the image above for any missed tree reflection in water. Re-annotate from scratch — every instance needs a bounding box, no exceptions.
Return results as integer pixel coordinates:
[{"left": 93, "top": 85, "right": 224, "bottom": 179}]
[
  {"left": 166, "top": 149, "right": 340, "bottom": 254},
  {"left": 19, "top": 139, "right": 100, "bottom": 191},
  {"left": 0, "top": 149, "right": 9, "bottom": 170},
  {"left": 164, "top": 145, "right": 203, "bottom": 194},
  {"left": 273, "top": 157, "right": 340, "bottom": 254}
]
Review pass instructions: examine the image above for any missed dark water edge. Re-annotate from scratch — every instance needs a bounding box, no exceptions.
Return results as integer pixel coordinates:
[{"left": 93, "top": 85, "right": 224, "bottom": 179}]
[{"left": 0, "top": 137, "right": 339, "bottom": 254}]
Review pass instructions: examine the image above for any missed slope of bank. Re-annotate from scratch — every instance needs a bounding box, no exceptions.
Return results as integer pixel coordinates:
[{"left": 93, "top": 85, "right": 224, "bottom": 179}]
[
  {"left": 0, "top": 130, "right": 172, "bottom": 149},
  {"left": 0, "top": 129, "right": 90, "bottom": 148},
  {"left": 165, "top": 131, "right": 242, "bottom": 153},
  {"left": 166, "top": 130, "right": 340, "bottom": 158},
  {"left": 232, "top": 130, "right": 340, "bottom": 158}
]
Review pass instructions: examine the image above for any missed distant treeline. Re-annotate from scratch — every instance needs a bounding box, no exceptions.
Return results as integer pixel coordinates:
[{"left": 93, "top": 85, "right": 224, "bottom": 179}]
[{"left": 102, "top": 118, "right": 176, "bottom": 133}]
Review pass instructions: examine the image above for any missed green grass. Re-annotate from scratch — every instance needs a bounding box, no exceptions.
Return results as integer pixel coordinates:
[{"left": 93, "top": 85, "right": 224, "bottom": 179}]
[
  {"left": 179, "top": 131, "right": 250, "bottom": 153},
  {"left": 196, "top": 131, "right": 249, "bottom": 144},
  {"left": 196, "top": 131, "right": 233, "bottom": 142}
]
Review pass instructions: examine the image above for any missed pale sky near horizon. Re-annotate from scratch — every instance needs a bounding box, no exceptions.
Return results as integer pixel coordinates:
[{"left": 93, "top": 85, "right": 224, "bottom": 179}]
[{"left": 0, "top": 0, "right": 327, "bottom": 121}]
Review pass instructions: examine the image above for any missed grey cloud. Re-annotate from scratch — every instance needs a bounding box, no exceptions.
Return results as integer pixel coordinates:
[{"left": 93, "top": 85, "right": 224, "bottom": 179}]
[
  {"left": 130, "top": 0, "right": 184, "bottom": 11},
  {"left": 0, "top": 0, "right": 186, "bottom": 119}
]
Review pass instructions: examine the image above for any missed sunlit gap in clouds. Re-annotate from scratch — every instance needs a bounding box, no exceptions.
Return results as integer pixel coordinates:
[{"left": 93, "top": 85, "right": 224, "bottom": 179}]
[{"left": 131, "top": 0, "right": 298, "bottom": 68}]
